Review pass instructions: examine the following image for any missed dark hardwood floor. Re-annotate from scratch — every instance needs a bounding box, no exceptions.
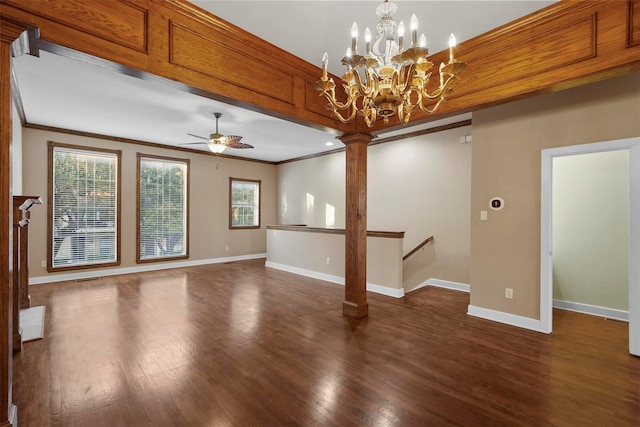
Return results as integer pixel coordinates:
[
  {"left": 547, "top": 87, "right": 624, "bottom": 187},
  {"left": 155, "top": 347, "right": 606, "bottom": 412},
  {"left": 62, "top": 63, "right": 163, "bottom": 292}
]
[{"left": 13, "top": 259, "right": 639, "bottom": 426}]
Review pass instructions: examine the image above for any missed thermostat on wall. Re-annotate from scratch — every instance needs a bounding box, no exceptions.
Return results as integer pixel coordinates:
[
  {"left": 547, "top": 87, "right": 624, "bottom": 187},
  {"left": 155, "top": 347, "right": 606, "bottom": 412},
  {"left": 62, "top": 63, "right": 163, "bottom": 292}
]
[{"left": 489, "top": 197, "right": 505, "bottom": 211}]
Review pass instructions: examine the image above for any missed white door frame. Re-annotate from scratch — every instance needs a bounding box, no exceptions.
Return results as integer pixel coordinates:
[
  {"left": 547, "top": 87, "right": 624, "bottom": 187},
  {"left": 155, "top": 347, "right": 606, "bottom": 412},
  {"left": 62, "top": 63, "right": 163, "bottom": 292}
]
[{"left": 540, "top": 137, "right": 640, "bottom": 356}]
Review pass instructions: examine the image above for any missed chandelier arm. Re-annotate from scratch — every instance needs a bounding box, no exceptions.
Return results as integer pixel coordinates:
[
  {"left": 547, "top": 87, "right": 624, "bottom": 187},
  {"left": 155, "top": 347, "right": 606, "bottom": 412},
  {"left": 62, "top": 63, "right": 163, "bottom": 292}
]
[
  {"left": 417, "top": 96, "right": 447, "bottom": 115},
  {"left": 420, "top": 73, "right": 458, "bottom": 100},
  {"left": 362, "top": 99, "right": 377, "bottom": 128},
  {"left": 351, "top": 68, "right": 375, "bottom": 98},
  {"left": 397, "top": 102, "right": 405, "bottom": 123},
  {"left": 316, "top": 78, "right": 356, "bottom": 111},
  {"left": 397, "top": 63, "right": 416, "bottom": 95},
  {"left": 327, "top": 83, "right": 360, "bottom": 124},
  {"left": 321, "top": 86, "right": 355, "bottom": 111},
  {"left": 331, "top": 102, "right": 359, "bottom": 124}
]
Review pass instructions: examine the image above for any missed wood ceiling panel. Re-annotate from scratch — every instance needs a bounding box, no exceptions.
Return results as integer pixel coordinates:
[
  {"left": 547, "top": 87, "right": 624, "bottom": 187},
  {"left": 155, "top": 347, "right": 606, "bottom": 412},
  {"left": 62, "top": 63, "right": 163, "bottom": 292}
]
[
  {"left": 454, "top": 14, "right": 596, "bottom": 99},
  {"left": 169, "top": 21, "right": 294, "bottom": 105},
  {"left": 4, "top": 0, "right": 148, "bottom": 53},
  {"left": 629, "top": 0, "right": 640, "bottom": 47}
]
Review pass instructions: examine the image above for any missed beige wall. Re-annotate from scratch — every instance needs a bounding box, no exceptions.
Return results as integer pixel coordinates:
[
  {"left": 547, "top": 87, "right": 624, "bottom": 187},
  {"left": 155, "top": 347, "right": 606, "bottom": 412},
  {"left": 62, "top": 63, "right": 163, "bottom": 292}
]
[
  {"left": 278, "top": 153, "right": 346, "bottom": 227},
  {"left": 266, "top": 228, "right": 404, "bottom": 292},
  {"left": 277, "top": 126, "right": 472, "bottom": 288},
  {"left": 471, "top": 72, "right": 640, "bottom": 319},
  {"left": 22, "top": 127, "right": 277, "bottom": 279},
  {"left": 553, "top": 150, "right": 629, "bottom": 310}
]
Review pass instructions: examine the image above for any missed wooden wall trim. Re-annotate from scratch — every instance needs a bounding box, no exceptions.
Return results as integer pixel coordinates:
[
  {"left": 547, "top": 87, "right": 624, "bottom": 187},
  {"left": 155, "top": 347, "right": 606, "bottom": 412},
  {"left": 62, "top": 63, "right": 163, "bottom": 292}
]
[{"left": 629, "top": 0, "right": 640, "bottom": 47}]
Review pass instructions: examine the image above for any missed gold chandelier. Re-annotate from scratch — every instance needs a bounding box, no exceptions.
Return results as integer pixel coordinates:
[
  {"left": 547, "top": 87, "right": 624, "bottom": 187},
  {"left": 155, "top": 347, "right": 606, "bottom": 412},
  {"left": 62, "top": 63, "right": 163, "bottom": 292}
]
[{"left": 316, "top": 0, "right": 466, "bottom": 127}]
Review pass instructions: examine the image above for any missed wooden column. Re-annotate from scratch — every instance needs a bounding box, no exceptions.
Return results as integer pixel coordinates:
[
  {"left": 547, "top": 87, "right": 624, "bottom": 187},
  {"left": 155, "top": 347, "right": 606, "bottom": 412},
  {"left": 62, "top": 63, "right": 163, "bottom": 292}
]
[
  {"left": 339, "top": 132, "right": 373, "bottom": 318},
  {"left": 0, "top": 16, "right": 29, "bottom": 427}
]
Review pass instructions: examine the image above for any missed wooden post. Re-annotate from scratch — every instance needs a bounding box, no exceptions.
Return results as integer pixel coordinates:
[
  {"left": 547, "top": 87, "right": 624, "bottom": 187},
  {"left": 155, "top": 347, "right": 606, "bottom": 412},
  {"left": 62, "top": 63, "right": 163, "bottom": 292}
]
[
  {"left": 12, "top": 196, "right": 42, "bottom": 354},
  {"left": 0, "top": 17, "right": 30, "bottom": 427},
  {"left": 339, "top": 132, "right": 373, "bottom": 318}
]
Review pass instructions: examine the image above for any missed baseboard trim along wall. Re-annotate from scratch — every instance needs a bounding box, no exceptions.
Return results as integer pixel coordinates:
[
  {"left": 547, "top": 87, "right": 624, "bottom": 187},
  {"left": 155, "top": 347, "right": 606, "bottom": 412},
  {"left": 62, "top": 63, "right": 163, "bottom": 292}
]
[
  {"left": 265, "top": 261, "right": 405, "bottom": 298},
  {"left": 467, "top": 305, "right": 545, "bottom": 333},
  {"left": 553, "top": 299, "right": 629, "bottom": 322},
  {"left": 29, "top": 253, "right": 268, "bottom": 285},
  {"left": 410, "top": 278, "right": 471, "bottom": 293}
]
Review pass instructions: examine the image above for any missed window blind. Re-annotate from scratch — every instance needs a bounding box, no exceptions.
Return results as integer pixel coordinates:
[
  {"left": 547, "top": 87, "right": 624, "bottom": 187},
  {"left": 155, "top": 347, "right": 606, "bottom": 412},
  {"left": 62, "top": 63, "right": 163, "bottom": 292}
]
[
  {"left": 138, "top": 156, "right": 188, "bottom": 261},
  {"left": 51, "top": 146, "right": 119, "bottom": 268}
]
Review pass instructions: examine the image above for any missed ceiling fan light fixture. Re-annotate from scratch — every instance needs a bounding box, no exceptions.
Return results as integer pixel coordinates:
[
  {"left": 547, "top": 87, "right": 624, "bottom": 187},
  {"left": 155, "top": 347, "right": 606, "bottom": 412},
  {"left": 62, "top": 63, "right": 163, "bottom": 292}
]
[{"left": 207, "top": 142, "right": 226, "bottom": 153}]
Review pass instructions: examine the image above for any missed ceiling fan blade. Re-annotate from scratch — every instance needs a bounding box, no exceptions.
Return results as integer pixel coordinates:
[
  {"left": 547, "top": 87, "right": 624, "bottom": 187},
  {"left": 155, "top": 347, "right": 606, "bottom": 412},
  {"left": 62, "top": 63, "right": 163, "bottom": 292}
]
[
  {"left": 222, "top": 135, "right": 243, "bottom": 143},
  {"left": 179, "top": 142, "right": 208, "bottom": 146},
  {"left": 186, "top": 115, "right": 250, "bottom": 149},
  {"left": 187, "top": 133, "right": 209, "bottom": 141},
  {"left": 226, "top": 141, "right": 254, "bottom": 149}
]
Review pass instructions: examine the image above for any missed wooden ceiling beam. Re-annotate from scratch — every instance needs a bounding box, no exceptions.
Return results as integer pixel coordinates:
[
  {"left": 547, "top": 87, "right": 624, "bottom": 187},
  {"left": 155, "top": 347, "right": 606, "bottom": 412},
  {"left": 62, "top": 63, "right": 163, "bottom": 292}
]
[
  {"left": 1, "top": 1, "right": 638, "bottom": 135},
  {"left": 364, "top": 0, "right": 640, "bottom": 133}
]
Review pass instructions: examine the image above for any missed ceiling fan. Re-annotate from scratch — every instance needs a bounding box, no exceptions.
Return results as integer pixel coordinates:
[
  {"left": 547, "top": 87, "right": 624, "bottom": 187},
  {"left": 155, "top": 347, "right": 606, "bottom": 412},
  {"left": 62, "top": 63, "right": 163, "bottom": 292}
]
[{"left": 184, "top": 112, "right": 254, "bottom": 153}]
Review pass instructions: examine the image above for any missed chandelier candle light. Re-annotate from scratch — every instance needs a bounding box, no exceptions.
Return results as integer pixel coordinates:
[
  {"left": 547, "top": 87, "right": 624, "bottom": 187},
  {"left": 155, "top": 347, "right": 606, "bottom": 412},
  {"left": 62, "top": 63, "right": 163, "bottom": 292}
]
[{"left": 316, "top": 0, "right": 466, "bottom": 127}]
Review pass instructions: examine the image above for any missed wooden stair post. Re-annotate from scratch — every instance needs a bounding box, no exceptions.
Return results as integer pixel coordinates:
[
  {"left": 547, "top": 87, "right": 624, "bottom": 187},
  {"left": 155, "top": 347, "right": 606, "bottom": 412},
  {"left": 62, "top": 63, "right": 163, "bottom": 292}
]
[
  {"left": 12, "top": 196, "right": 41, "bottom": 353},
  {"left": 339, "top": 132, "right": 373, "bottom": 318}
]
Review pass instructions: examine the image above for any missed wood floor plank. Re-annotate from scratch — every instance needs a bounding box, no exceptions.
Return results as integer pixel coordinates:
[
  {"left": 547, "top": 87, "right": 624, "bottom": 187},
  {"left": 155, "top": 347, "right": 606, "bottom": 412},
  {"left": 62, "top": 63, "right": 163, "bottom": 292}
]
[{"left": 12, "top": 259, "right": 640, "bottom": 426}]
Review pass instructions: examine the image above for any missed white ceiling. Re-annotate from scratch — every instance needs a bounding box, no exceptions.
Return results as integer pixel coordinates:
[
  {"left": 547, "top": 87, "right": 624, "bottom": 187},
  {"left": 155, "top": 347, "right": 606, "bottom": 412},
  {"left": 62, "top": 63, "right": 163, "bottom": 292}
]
[{"left": 13, "top": 0, "right": 556, "bottom": 163}]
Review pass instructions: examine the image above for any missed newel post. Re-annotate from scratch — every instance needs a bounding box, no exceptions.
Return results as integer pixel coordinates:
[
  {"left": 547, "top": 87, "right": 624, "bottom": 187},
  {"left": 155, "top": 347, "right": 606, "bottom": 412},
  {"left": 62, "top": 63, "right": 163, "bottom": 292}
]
[{"left": 339, "top": 132, "right": 373, "bottom": 318}]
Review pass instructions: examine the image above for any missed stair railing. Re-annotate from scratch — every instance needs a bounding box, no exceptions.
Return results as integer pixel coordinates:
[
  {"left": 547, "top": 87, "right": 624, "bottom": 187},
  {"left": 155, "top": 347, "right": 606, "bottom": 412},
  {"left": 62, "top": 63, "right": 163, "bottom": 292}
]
[{"left": 402, "top": 236, "right": 434, "bottom": 261}]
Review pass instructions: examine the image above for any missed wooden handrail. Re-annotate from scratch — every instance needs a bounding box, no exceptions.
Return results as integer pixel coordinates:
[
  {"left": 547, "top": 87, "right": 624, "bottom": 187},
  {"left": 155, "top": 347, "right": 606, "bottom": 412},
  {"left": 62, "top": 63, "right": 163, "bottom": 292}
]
[
  {"left": 403, "top": 236, "right": 434, "bottom": 261},
  {"left": 266, "top": 225, "right": 405, "bottom": 239}
]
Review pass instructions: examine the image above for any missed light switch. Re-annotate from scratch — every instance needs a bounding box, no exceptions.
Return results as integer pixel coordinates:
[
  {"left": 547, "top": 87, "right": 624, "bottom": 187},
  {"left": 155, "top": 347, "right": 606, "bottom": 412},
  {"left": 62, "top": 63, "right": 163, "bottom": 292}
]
[{"left": 480, "top": 210, "right": 488, "bottom": 221}]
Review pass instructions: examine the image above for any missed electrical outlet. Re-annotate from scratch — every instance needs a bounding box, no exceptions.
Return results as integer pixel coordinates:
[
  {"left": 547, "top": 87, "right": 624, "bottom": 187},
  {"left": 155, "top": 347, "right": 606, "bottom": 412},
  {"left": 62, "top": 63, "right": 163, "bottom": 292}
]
[
  {"left": 480, "top": 210, "right": 488, "bottom": 221},
  {"left": 326, "top": 257, "right": 331, "bottom": 265},
  {"left": 505, "top": 288, "right": 513, "bottom": 299},
  {"left": 40, "top": 260, "right": 46, "bottom": 268},
  {"left": 225, "top": 246, "right": 229, "bottom": 252}
]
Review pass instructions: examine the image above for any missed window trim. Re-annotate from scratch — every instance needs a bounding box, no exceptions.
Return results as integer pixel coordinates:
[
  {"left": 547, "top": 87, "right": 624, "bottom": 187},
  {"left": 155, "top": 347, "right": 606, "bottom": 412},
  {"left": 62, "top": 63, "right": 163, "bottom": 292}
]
[
  {"left": 47, "top": 141, "right": 122, "bottom": 272},
  {"left": 136, "top": 153, "right": 190, "bottom": 264},
  {"left": 229, "top": 177, "right": 261, "bottom": 230}
]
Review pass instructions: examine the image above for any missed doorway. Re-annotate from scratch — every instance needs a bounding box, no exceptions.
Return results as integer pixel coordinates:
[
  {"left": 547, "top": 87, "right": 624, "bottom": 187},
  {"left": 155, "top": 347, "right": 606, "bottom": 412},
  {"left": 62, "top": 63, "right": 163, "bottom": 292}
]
[{"left": 540, "top": 137, "right": 640, "bottom": 356}]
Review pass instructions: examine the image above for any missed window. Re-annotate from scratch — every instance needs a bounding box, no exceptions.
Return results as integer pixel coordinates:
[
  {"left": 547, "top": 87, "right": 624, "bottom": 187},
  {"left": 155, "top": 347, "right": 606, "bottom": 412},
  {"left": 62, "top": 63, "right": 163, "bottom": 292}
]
[
  {"left": 48, "top": 142, "right": 121, "bottom": 271},
  {"left": 229, "top": 178, "right": 261, "bottom": 229},
  {"left": 137, "top": 154, "right": 189, "bottom": 262}
]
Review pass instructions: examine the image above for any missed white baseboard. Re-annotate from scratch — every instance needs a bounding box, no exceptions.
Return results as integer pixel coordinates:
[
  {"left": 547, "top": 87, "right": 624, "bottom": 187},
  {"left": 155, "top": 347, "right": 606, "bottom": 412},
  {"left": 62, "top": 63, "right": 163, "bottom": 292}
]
[
  {"left": 265, "top": 261, "right": 343, "bottom": 285},
  {"left": 553, "top": 299, "right": 629, "bottom": 322},
  {"left": 406, "top": 278, "right": 470, "bottom": 294},
  {"left": 265, "top": 261, "right": 405, "bottom": 298},
  {"left": 425, "top": 278, "right": 470, "bottom": 292},
  {"left": 30, "top": 253, "right": 267, "bottom": 285},
  {"left": 367, "top": 283, "right": 404, "bottom": 298},
  {"left": 467, "top": 305, "right": 545, "bottom": 333}
]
